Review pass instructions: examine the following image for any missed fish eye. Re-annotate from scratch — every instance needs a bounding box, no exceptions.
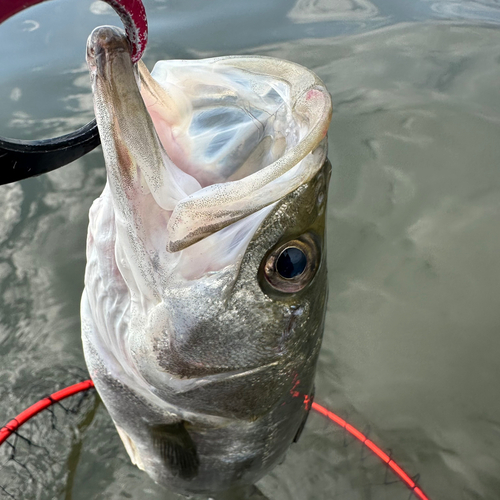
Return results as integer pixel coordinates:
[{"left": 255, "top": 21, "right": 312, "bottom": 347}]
[
  {"left": 276, "top": 247, "right": 307, "bottom": 279},
  {"left": 261, "top": 233, "right": 320, "bottom": 294}
]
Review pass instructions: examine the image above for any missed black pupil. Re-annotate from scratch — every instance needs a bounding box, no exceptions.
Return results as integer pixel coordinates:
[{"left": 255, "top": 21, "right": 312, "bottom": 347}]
[{"left": 276, "top": 247, "right": 307, "bottom": 279}]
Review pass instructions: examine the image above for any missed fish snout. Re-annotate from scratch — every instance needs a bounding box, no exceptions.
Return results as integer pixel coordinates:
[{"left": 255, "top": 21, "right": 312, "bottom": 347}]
[{"left": 87, "top": 26, "right": 132, "bottom": 77}]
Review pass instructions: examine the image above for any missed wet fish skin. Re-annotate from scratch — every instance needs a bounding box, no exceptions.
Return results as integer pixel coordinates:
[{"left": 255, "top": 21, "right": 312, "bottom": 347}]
[{"left": 82, "top": 25, "right": 331, "bottom": 495}]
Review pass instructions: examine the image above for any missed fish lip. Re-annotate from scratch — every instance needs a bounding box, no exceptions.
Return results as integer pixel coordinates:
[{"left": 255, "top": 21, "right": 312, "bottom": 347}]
[{"left": 87, "top": 26, "right": 132, "bottom": 79}]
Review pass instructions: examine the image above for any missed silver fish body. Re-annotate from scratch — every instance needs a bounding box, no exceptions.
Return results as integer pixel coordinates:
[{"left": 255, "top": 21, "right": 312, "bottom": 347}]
[{"left": 82, "top": 26, "right": 332, "bottom": 495}]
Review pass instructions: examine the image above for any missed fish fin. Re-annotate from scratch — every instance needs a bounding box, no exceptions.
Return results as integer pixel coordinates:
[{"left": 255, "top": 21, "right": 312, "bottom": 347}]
[
  {"left": 116, "top": 425, "right": 145, "bottom": 471},
  {"left": 150, "top": 421, "right": 199, "bottom": 480}
]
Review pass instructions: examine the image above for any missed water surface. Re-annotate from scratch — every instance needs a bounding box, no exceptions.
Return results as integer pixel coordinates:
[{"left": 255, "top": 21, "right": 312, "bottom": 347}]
[{"left": 1, "top": 1, "right": 500, "bottom": 499}]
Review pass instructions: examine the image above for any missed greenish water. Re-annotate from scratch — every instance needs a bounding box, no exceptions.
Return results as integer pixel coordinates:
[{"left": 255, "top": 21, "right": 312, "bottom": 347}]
[{"left": 1, "top": 1, "right": 500, "bottom": 499}]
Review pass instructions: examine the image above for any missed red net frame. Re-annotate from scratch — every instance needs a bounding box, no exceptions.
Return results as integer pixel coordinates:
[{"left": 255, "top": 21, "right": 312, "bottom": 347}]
[{"left": 0, "top": 380, "right": 430, "bottom": 500}]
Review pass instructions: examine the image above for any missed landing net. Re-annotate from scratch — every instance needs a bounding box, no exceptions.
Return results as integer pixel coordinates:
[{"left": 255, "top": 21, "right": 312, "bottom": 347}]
[{"left": 0, "top": 380, "right": 430, "bottom": 500}]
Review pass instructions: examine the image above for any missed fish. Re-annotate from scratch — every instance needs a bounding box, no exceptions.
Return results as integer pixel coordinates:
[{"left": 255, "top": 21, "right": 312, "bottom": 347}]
[{"left": 81, "top": 25, "right": 332, "bottom": 496}]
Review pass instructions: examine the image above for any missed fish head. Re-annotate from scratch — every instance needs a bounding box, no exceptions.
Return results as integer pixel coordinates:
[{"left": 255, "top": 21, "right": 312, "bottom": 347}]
[{"left": 83, "top": 25, "right": 332, "bottom": 494}]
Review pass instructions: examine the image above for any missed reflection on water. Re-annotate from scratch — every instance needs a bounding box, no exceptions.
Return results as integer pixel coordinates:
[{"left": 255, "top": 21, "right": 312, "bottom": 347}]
[
  {"left": 426, "top": 0, "right": 500, "bottom": 22},
  {"left": 89, "top": 1, "right": 115, "bottom": 15},
  {"left": 287, "top": 0, "right": 379, "bottom": 23},
  {"left": 1, "top": 1, "right": 500, "bottom": 499}
]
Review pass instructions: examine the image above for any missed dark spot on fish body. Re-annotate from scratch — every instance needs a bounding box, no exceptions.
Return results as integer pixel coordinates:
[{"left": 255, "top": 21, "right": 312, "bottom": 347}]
[
  {"left": 150, "top": 421, "right": 200, "bottom": 480},
  {"left": 278, "top": 305, "right": 306, "bottom": 353}
]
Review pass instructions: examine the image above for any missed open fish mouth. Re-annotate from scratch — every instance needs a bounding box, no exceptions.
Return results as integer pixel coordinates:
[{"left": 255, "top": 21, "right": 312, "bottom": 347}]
[{"left": 87, "top": 26, "right": 331, "bottom": 254}]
